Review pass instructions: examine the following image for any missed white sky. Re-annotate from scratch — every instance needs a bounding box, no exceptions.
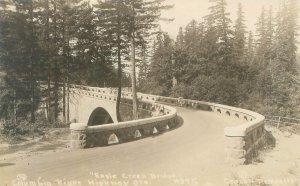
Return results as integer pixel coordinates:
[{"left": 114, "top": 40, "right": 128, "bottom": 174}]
[
  {"left": 159, "top": 0, "right": 299, "bottom": 39},
  {"left": 89, "top": 0, "right": 299, "bottom": 50}
]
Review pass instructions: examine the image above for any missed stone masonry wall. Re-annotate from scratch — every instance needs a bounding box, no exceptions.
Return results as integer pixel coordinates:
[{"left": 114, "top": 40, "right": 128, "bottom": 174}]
[{"left": 225, "top": 123, "right": 266, "bottom": 165}]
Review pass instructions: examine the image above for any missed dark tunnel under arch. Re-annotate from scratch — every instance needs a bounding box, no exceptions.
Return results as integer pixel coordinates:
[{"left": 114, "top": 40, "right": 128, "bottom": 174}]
[{"left": 87, "top": 107, "right": 114, "bottom": 126}]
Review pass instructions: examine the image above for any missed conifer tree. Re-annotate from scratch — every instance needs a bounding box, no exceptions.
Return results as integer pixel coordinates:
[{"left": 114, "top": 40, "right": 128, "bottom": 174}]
[
  {"left": 269, "top": 0, "right": 299, "bottom": 116},
  {"left": 175, "top": 27, "right": 184, "bottom": 49},
  {"left": 0, "top": 0, "right": 42, "bottom": 132},
  {"left": 265, "top": 6, "right": 274, "bottom": 65},
  {"left": 233, "top": 3, "right": 246, "bottom": 62},
  {"left": 183, "top": 20, "right": 203, "bottom": 56},
  {"left": 146, "top": 32, "right": 174, "bottom": 95},
  {"left": 94, "top": 0, "right": 129, "bottom": 121},
  {"left": 123, "top": 0, "right": 171, "bottom": 119},
  {"left": 208, "top": 0, "right": 233, "bottom": 65},
  {"left": 246, "top": 31, "right": 254, "bottom": 64},
  {"left": 255, "top": 6, "right": 267, "bottom": 67}
]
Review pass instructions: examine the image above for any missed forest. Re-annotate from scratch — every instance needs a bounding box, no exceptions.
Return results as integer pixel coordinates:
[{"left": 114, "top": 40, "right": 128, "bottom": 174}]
[
  {"left": 139, "top": 0, "right": 300, "bottom": 119},
  {"left": 0, "top": 0, "right": 299, "bottom": 137}
]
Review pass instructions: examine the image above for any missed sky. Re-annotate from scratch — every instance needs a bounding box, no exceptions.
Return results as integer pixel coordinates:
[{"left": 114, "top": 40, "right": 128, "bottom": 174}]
[
  {"left": 159, "top": 0, "right": 297, "bottom": 39},
  {"left": 90, "top": 0, "right": 299, "bottom": 40},
  {"left": 89, "top": 0, "right": 299, "bottom": 54}
]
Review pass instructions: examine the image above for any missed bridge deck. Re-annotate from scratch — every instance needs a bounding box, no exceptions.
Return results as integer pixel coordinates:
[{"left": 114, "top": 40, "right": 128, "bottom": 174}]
[{"left": 0, "top": 107, "right": 244, "bottom": 185}]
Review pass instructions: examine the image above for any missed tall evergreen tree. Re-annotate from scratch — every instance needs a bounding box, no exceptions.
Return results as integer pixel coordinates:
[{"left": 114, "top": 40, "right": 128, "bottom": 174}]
[
  {"left": 264, "top": 6, "right": 274, "bottom": 67},
  {"left": 94, "top": 0, "right": 129, "bottom": 122},
  {"left": 246, "top": 31, "right": 254, "bottom": 64},
  {"left": 0, "top": 0, "right": 42, "bottom": 133},
  {"left": 255, "top": 6, "right": 268, "bottom": 67},
  {"left": 269, "top": 0, "right": 299, "bottom": 116},
  {"left": 208, "top": 0, "right": 233, "bottom": 65},
  {"left": 145, "top": 32, "right": 174, "bottom": 96},
  {"left": 183, "top": 20, "right": 204, "bottom": 57},
  {"left": 175, "top": 27, "right": 184, "bottom": 49},
  {"left": 123, "top": 0, "right": 171, "bottom": 119},
  {"left": 233, "top": 3, "right": 246, "bottom": 62}
]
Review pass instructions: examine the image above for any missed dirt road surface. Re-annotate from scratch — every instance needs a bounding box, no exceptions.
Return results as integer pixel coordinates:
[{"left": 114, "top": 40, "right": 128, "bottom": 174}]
[{"left": 0, "top": 107, "right": 243, "bottom": 186}]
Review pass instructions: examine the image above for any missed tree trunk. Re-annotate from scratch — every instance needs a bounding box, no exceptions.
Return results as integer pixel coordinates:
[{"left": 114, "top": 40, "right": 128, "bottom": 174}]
[
  {"left": 30, "top": 51, "right": 35, "bottom": 124},
  {"left": 62, "top": 77, "right": 66, "bottom": 123},
  {"left": 116, "top": 51, "right": 122, "bottom": 121},
  {"left": 46, "top": 0, "right": 52, "bottom": 123},
  {"left": 29, "top": 2, "right": 35, "bottom": 124},
  {"left": 66, "top": 75, "right": 69, "bottom": 123},
  {"left": 62, "top": 13, "right": 66, "bottom": 124},
  {"left": 66, "top": 40, "right": 70, "bottom": 123},
  {"left": 47, "top": 63, "right": 51, "bottom": 123},
  {"left": 53, "top": 1, "right": 59, "bottom": 123},
  {"left": 130, "top": 35, "right": 138, "bottom": 119},
  {"left": 54, "top": 63, "right": 59, "bottom": 122},
  {"left": 13, "top": 87, "right": 17, "bottom": 125},
  {"left": 116, "top": 21, "right": 122, "bottom": 122}
]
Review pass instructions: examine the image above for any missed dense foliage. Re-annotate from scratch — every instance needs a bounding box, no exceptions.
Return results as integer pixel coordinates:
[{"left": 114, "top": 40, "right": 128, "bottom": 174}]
[
  {"left": 0, "top": 0, "right": 159, "bottom": 136},
  {"left": 139, "top": 0, "right": 300, "bottom": 117},
  {"left": 0, "top": 0, "right": 169, "bottom": 137},
  {"left": 0, "top": 0, "right": 299, "bottom": 138}
]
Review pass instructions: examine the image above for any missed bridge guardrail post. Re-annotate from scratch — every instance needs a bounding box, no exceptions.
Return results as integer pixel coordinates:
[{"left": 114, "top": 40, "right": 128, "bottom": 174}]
[{"left": 70, "top": 123, "right": 88, "bottom": 149}]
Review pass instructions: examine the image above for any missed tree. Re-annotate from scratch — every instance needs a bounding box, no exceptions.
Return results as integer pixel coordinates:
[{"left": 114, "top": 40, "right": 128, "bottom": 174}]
[
  {"left": 143, "top": 32, "right": 174, "bottom": 96},
  {"left": 123, "top": 0, "right": 172, "bottom": 119},
  {"left": 265, "top": 6, "right": 274, "bottom": 65},
  {"left": 183, "top": 20, "right": 204, "bottom": 57},
  {"left": 268, "top": 0, "right": 299, "bottom": 116},
  {"left": 246, "top": 31, "right": 254, "bottom": 64},
  {"left": 233, "top": 3, "right": 246, "bottom": 63},
  {"left": 207, "top": 0, "right": 233, "bottom": 66},
  {"left": 94, "top": 0, "right": 129, "bottom": 122},
  {"left": 139, "top": 0, "right": 300, "bottom": 117},
  {"left": 0, "top": 0, "right": 128, "bottom": 135},
  {"left": 255, "top": 6, "right": 268, "bottom": 67},
  {"left": 175, "top": 27, "right": 184, "bottom": 48},
  {"left": 137, "top": 44, "right": 149, "bottom": 87},
  {"left": 0, "top": 0, "right": 42, "bottom": 133}
]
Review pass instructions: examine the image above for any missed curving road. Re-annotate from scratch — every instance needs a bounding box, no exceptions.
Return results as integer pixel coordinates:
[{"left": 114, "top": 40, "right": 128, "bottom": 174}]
[{"left": 0, "top": 107, "right": 243, "bottom": 186}]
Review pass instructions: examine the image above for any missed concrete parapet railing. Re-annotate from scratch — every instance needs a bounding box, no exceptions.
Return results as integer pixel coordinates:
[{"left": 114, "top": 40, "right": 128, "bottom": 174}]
[
  {"left": 70, "top": 85, "right": 265, "bottom": 165},
  {"left": 155, "top": 95, "right": 266, "bottom": 165},
  {"left": 69, "top": 86, "right": 177, "bottom": 149}
]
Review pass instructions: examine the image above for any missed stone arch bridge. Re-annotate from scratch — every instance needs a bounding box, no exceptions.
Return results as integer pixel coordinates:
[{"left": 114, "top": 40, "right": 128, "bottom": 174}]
[
  {"left": 69, "top": 84, "right": 266, "bottom": 165},
  {"left": 0, "top": 84, "right": 269, "bottom": 185}
]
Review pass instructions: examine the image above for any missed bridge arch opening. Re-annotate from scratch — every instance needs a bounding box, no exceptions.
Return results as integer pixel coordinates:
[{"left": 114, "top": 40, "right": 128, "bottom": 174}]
[{"left": 88, "top": 107, "right": 113, "bottom": 126}]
